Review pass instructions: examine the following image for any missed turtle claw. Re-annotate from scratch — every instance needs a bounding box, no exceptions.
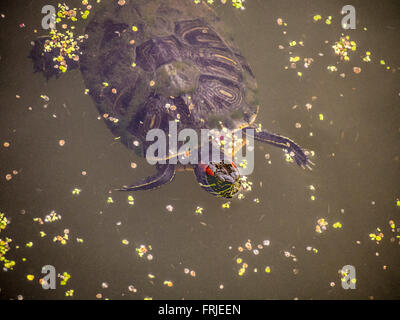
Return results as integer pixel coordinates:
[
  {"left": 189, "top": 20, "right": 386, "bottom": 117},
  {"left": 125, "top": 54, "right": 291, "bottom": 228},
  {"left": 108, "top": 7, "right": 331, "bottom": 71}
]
[
  {"left": 115, "top": 187, "right": 129, "bottom": 192},
  {"left": 286, "top": 143, "right": 314, "bottom": 170},
  {"left": 305, "top": 164, "right": 313, "bottom": 171},
  {"left": 248, "top": 129, "right": 314, "bottom": 170}
]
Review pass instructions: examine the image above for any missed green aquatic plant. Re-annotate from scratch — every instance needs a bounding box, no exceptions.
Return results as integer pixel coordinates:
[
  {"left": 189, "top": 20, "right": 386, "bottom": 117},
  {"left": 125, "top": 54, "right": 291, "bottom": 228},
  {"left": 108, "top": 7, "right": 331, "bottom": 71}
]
[
  {"left": 0, "top": 212, "right": 15, "bottom": 271},
  {"left": 193, "top": 0, "right": 246, "bottom": 9}
]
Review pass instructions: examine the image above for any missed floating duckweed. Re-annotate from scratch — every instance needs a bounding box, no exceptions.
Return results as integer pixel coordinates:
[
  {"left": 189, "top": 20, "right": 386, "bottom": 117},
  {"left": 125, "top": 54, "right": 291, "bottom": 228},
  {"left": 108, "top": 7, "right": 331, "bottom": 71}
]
[
  {"left": 332, "top": 222, "right": 342, "bottom": 229},
  {"left": 136, "top": 244, "right": 152, "bottom": 259},
  {"left": 72, "top": 188, "right": 81, "bottom": 195},
  {"left": 0, "top": 218, "right": 15, "bottom": 271},
  {"left": 53, "top": 231, "right": 69, "bottom": 245},
  {"left": 313, "top": 14, "right": 322, "bottom": 22},
  {"left": 0, "top": 212, "right": 8, "bottom": 230},
  {"left": 128, "top": 285, "right": 137, "bottom": 293},
  {"left": 26, "top": 242, "right": 33, "bottom": 248},
  {"left": 369, "top": 228, "right": 384, "bottom": 244},
  {"left": 194, "top": 0, "right": 245, "bottom": 9},
  {"left": 35, "top": 210, "right": 62, "bottom": 223},
  {"left": 60, "top": 272, "right": 71, "bottom": 285},
  {"left": 163, "top": 280, "right": 173, "bottom": 287},
  {"left": 265, "top": 266, "right": 271, "bottom": 273},
  {"left": 316, "top": 218, "right": 328, "bottom": 233},
  {"left": 363, "top": 51, "right": 372, "bottom": 62},
  {"left": 222, "top": 202, "right": 230, "bottom": 209},
  {"left": 27, "top": 274, "right": 35, "bottom": 281},
  {"left": 42, "top": 4, "right": 88, "bottom": 74},
  {"left": 231, "top": 0, "right": 244, "bottom": 9},
  {"left": 285, "top": 153, "right": 293, "bottom": 163},
  {"left": 65, "top": 289, "right": 74, "bottom": 297},
  {"left": 327, "top": 65, "right": 337, "bottom": 72},
  {"left": 132, "top": 26, "right": 138, "bottom": 32},
  {"left": 333, "top": 222, "right": 342, "bottom": 229},
  {"left": 325, "top": 16, "right": 332, "bottom": 25},
  {"left": 332, "top": 35, "right": 357, "bottom": 61},
  {"left": 107, "top": 197, "right": 114, "bottom": 204}
]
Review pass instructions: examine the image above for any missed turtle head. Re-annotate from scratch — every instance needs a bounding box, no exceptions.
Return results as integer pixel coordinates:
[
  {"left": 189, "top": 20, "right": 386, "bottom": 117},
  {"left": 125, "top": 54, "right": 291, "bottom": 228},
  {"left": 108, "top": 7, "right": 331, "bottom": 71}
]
[{"left": 195, "top": 161, "right": 242, "bottom": 198}]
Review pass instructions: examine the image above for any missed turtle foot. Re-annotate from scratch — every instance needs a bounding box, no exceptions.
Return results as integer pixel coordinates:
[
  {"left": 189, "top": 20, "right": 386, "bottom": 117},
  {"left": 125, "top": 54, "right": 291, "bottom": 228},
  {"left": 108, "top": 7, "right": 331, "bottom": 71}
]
[{"left": 285, "top": 142, "right": 314, "bottom": 170}]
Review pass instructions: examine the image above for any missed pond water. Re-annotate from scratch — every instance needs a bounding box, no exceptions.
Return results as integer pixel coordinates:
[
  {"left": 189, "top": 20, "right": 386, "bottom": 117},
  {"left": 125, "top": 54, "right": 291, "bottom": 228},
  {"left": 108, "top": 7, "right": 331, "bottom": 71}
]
[{"left": 0, "top": 0, "right": 399, "bottom": 299}]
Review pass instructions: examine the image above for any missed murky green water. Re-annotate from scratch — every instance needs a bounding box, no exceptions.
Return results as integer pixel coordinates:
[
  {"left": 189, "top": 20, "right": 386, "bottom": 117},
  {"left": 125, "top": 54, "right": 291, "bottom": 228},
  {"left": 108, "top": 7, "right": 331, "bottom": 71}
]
[{"left": 0, "top": 0, "right": 399, "bottom": 299}]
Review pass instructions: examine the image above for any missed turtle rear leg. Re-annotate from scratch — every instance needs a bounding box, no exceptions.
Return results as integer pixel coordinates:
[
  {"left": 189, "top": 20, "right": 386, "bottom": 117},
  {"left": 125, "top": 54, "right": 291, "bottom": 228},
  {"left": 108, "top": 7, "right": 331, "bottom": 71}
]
[
  {"left": 117, "top": 164, "right": 176, "bottom": 192},
  {"left": 245, "top": 129, "right": 314, "bottom": 169}
]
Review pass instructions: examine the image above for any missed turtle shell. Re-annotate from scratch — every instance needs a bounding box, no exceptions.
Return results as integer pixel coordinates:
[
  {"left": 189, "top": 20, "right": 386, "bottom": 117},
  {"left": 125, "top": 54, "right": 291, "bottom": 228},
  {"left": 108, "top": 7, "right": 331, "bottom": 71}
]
[{"left": 80, "top": 0, "right": 259, "bottom": 154}]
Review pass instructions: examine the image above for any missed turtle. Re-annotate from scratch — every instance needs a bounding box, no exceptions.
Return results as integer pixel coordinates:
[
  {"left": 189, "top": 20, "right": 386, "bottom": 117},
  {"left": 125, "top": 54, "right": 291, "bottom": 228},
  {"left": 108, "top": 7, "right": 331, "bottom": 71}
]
[{"left": 30, "top": 0, "right": 313, "bottom": 198}]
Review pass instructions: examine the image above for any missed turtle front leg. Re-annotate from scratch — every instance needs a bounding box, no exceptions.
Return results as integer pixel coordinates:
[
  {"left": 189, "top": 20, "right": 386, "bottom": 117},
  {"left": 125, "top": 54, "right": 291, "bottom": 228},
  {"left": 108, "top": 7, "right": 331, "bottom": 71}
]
[
  {"left": 117, "top": 164, "right": 176, "bottom": 192},
  {"left": 245, "top": 129, "right": 313, "bottom": 169}
]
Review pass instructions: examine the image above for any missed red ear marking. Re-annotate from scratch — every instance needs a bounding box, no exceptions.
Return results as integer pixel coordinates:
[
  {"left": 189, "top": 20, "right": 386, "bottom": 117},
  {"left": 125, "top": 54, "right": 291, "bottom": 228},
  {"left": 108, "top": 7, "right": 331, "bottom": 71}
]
[
  {"left": 231, "top": 162, "right": 237, "bottom": 169},
  {"left": 206, "top": 166, "right": 215, "bottom": 176}
]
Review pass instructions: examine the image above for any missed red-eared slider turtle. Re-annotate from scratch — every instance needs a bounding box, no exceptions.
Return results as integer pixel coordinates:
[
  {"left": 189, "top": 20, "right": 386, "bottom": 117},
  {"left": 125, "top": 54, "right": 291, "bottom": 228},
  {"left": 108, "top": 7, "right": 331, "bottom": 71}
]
[{"left": 30, "top": 0, "right": 312, "bottom": 198}]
